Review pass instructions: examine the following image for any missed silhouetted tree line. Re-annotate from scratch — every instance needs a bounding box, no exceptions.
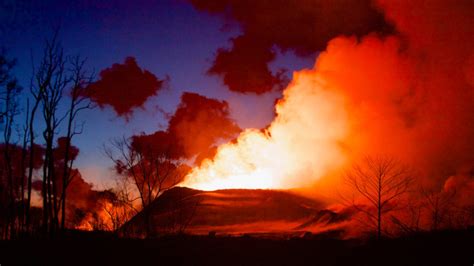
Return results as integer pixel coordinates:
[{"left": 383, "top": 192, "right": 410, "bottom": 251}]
[
  {"left": 0, "top": 31, "right": 211, "bottom": 239},
  {"left": 341, "top": 155, "right": 474, "bottom": 239},
  {"left": 0, "top": 31, "right": 94, "bottom": 239}
]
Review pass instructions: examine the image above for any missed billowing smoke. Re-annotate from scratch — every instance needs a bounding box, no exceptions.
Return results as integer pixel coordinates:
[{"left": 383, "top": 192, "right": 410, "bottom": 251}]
[
  {"left": 167, "top": 92, "right": 241, "bottom": 160},
  {"left": 189, "top": 0, "right": 393, "bottom": 93},
  {"left": 182, "top": 0, "right": 474, "bottom": 193},
  {"left": 131, "top": 92, "right": 240, "bottom": 163},
  {"left": 181, "top": 70, "right": 349, "bottom": 190},
  {"left": 86, "top": 57, "right": 165, "bottom": 117},
  {"left": 370, "top": 0, "right": 474, "bottom": 184},
  {"left": 31, "top": 138, "right": 113, "bottom": 228}
]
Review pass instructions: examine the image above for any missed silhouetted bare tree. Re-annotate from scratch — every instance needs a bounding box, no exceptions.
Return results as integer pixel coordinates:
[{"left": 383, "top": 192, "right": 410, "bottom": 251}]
[
  {"left": 422, "top": 187, "right": 456, "bottom": 231},
  {"left": 59, "top": 56, "right": 94, "bottom": 230},
  {"left": 0, "top": 50, "right": 22, "bottom": 239},
  {"left": 343, "top": 155, "right": 413, "bottom": 239},
  {"left": 29, "top": 31, "right": 94, "bottom": 236},
  {"left": 35, "top": 32, "right": 71, "bottom": 235},
  {"left": 25, "top": 51, "right": 43, "bottom": 231},
  {"left": 105, "top": 134, "right": 189, "bottom": 237},
  {"left": 105, "top": 136, "right": 185, "bottom": 209},
  {"left": 101, "top": 178, "right": 139, "bottom": 231},
  {"left": 390, "top": 196, "right": 423, "bottom": 235}
]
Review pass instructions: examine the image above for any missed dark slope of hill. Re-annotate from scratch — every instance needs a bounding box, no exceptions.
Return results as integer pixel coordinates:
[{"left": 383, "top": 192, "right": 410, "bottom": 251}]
[
  {"left": 294, "top": 207, "right": 357, "bottom": 230},
  {"left": 120, "top": 187, "right": 352, "bottom": 237}
]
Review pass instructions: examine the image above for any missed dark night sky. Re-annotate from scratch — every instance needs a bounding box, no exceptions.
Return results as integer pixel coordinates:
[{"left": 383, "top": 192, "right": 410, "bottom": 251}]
[{"left": 1, "top": 0, "right": 314, "bottom": 187}]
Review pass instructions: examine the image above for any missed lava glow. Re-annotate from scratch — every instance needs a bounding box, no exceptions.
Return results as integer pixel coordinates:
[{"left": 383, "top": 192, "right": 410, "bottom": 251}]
[{"left": 180, "top": 69, "right": 349, "bottom": 190}]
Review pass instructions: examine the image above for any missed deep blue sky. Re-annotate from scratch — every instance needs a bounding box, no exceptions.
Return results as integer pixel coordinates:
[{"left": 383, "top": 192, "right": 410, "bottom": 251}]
[{"left": 2, "top": 0, "right": 314, "bottom": 187}]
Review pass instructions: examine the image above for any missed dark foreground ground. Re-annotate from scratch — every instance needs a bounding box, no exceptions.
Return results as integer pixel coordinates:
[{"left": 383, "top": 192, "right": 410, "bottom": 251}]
[{"left": 1, "top": 229, "right": 473, "bottom": 266}]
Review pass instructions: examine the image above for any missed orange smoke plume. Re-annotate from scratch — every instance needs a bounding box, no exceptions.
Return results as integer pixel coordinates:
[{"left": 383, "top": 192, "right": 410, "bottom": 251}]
[
  {"left": 181, "top": 66, "right": 349, "bottom": 190},
  {"left": 182, "top": 0, "right": 474, "bottom": 192}
]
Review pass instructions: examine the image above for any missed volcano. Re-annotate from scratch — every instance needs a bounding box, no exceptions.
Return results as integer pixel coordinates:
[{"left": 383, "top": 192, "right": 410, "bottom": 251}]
[{"left": 120, "top": 187, "right": 351, "bottom": 238}]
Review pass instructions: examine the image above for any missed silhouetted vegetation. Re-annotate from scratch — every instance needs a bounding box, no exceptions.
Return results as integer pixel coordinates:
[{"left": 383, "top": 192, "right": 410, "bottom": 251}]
[
  {"left": 0, "top": 227, "right": 473, "bottom": 265},
  {"left": 342, "top": 155, "right": 414, "bottom": 239},
  {"left": 0, "top": 32, "right": 98, "bottom": 239}
]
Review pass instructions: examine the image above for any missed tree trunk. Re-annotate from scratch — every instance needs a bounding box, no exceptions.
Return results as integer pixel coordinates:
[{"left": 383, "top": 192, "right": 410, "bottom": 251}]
[
  {"left": 377, "top": 175, "right": 382, "bottom": 240},
  {"left": 20, "top": 100, "right": 29, "bottom": 233},
  {"left": 26, "top": 98, "right": 40, "bottom": 230},
  {"left": 60, "top": 99, "right": 74, "bottom": 230}
]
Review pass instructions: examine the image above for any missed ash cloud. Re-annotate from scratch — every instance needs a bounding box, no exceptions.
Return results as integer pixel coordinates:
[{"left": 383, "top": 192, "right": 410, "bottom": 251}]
[
  {"left": 132, "top": 92, "right": 240, "bottom": 164},
  {"left": 189, "top": 0, "right": 393, "bottom": 94},
  {"left": 168, "top": 92, "right": 241, "bottom": 160},
  {"left": 86, "top": 57, "right": 165, "bottom": 117}
]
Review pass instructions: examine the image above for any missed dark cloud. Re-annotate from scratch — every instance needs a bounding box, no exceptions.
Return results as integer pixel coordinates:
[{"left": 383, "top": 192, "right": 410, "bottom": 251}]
[
  {"left": 168, "top": 92, "right": 240, "bottom": 160},
  {"left": 54, "top": 137, "right": 79, "bottom": 162},
  {"left": 0, "top": 143, "right": 44, "bottom": 205},
  {"left": 209, "top": 35, "right": 287, "bottom": 94},
  {"left": 130, "top": 92, "right": 240, "bottom": 164},
  {"left": 65, "top": 169, "right": 96, "bottom": 212},
  {"left": 86, "top": 57, "right": 165, "bottom": 117},
  {"left": 131, "top": 130, "right": 177, "bottom": 159},
  {"left": 189, "top": 0, "right": 393, "bottom": 94}
]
